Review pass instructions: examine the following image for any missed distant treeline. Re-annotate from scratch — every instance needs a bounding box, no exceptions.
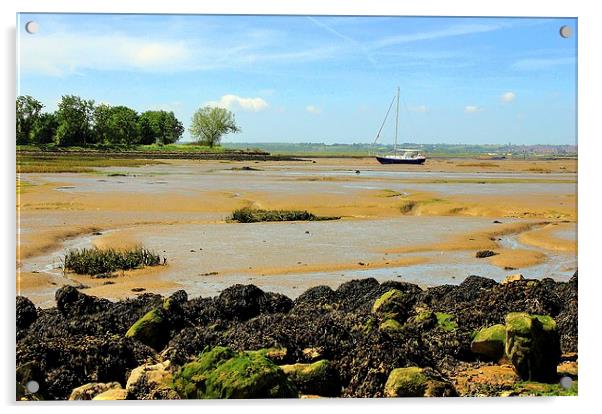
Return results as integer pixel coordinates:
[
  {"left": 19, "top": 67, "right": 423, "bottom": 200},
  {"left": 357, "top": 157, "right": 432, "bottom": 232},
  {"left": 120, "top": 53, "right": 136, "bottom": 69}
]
[{"left": 16, "top": 95, "right": 184, "bottom": 147}]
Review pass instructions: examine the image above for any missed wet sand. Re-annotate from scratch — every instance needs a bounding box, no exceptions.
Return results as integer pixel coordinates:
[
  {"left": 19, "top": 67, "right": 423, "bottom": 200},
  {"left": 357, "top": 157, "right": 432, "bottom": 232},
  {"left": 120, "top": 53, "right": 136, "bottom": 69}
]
[{"left": 16, "top": 157, "right": 577, "bottom": 307}]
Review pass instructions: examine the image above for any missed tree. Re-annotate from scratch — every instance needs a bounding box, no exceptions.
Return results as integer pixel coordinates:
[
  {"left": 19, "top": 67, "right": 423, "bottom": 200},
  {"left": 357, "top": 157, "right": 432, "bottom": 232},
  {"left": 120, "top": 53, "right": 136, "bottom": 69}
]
[
  {"left": 30, "top": 113, "right": 58, "bottom": 145},
  {"left": 55, "top": 95, "right": 95, "bottom": 146},
  {"left": 16, "top": 96, "right": 43, "bottom": 145},
  {"left": 189, "top": 106, "right": 240, "bottom": 147},
  {"left": 93, "top": 103, "right": 113, "bottom": 145},
  {"left": 139, "top": 110, "right": 184, "bottom": 145},
  {"left": 105, "top": 106, "right": 140, "bottom": 145}
]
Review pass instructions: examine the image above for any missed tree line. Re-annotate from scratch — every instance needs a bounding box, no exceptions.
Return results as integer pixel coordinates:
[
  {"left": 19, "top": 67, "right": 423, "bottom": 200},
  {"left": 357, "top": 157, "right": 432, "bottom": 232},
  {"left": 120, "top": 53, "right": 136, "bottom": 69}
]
[{"left": 16, "top": 95, "right": 184, "bottom": 147}]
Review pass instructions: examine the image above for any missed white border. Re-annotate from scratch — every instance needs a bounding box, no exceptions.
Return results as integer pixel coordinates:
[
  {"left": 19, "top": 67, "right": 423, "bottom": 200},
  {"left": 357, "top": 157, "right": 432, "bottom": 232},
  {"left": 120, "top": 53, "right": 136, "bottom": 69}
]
[{"left": 2, "top": 0, "right": 601, "bottom": 413}]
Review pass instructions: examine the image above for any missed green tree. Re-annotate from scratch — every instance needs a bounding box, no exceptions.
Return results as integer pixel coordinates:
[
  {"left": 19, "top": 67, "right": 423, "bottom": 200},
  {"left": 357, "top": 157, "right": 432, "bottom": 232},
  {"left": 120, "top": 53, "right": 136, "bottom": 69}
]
[
  {"left": 106, "top": 106, "right": 140, "bottom": 145},
  {"left": 93, "top": 103, "right": 113, "bottom": 144},
  {"left": 139, "top": 110, "right": 184, "bottom": 145},
  {"left": 16, "top": 96, "right": 43, "bottom": 145},
  {"left": 30, "top": 113, "right": 58, "bottom": 145},
  {"left": 55, "top": 95, "right": 95, "bottom": 146},
  {"left": 189, "top": 106, "right": 240, "bottom": 147}
]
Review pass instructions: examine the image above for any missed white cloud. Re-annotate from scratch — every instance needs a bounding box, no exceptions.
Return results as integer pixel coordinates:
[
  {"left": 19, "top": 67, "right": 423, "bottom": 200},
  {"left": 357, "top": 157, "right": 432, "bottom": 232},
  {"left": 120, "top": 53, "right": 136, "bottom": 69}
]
[
  {"left": 306, "top": 105, "right": 321, "bottom": 115},
  {"left": 409, "top": 105, "right": 428, "bottom": 113},
  {"left": 464, "top": 105, "right": 483, "bottom": 113},
  {"left": 206, "top": 95, "right": 269, "bottom": 112},
  {"left": 501, "top": 92, "right": 516, "bottom": 102}
]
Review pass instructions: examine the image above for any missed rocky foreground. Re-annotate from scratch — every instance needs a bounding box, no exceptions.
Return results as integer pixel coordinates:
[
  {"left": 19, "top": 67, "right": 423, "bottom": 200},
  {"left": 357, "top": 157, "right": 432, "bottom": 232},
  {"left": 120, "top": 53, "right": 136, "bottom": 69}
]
[{"left": 16, "top": 273, "right": 578, "bottom": 400}]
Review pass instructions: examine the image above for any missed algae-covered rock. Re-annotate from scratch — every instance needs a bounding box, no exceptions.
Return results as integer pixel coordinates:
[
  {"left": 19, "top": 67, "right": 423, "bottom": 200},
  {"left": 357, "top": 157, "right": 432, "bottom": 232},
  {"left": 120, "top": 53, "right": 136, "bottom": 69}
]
[
  {"left": 16, "top": 296, "right": 37, "bottom": 331},
  {"left": 172, "top": 346, "right": 298, "bottom": 399},
  {"left": 384, "top": 367, "right": 456, "bottom": 397},
  {"left": 69, "top": 382, "right": 122, "bottom": 400},
  {"left": 379, "top": 319, "right": 403, "bottom": 333},
  {"left": 505, "top": 312, "right": 560, "bottom": 381},
  {"left": 125, "top": 308, "right": 168, "bottom": 350},
  {"left": 471, "top": 324, "right": 506, "bottom": 360},
  {"left": 372, "top": 289, "right": 407, "bottom": 321},
  {"left": 92, "top": 387, "right": 128, "bottom": 400},
  {"left": 126, "top": 360, "right": 178, "bottom": 400},
  {"left": 280, "top": 360, "right": 340, "bottom": 397},
  {"left": 501, "top": 274, "right": 524, "bottom": 285}
]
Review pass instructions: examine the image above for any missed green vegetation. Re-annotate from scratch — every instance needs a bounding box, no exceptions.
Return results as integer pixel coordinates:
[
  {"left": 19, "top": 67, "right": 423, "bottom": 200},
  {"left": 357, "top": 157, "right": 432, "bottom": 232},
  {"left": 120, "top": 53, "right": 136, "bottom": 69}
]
[
  {"left": 435, "top": 312, "right": 458, "bottom": 332},
  {"left": 190, "top": 106, "right": 240, "bottom": 147},
  {"left": 125, "top": 308, "right": 168, "bottom": 350},
  {"left": 172, "top": 346, "right": 298, "bottom": 399},
  {"left": 509, "top": 381, "right": 578, "bottom": 396},
  {"left": 280, "top": 360, "right": 339, "bottom": 396},
  {"left": 229, "top": 207, "right": 340, "bottom": 223},
  {"left": 470, "top": 324, "right": 506, "bottom": 360},
  {"left": 379, "top": 318, "right": 403, "bottom": 333},
  {"left": 64, "top": 246, "right": 162, "bottom": 275},
  {"left": 372, "top": 289, "right": 406, "bottom": 320},
  {"left": 17, "top": 153, "right": 164, "bottom": 173},
  {"left": 16, "top": 94, "right": 184, "bottom": 147},
  {"left": 384, "top": 367, "right": 429, "bottom": 397}
]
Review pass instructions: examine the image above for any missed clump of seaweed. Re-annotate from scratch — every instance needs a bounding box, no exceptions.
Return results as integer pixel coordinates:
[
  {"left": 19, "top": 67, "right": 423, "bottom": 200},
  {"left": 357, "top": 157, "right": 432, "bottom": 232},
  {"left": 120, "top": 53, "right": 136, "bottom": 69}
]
[
  {"left": 64, "top": 246, "right": 162, "bottom": 275},
  {"left": 228, "top": 207, "right": 340, "bottom": 223}
]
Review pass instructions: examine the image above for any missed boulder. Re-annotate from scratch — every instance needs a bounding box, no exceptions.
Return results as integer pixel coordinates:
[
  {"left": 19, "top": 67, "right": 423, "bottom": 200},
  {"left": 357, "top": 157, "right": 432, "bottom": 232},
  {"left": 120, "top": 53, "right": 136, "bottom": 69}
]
[
  {"left": 505, "top": 312, "right": 561, "bottom": 381},
  {"left": 372, "top": 289, "right": 407, "bottom": 321},
  {"left": 16, "top": 296, "right": 37, "bottom": 331},
  {"left": 501, "top": 274, "right": 524, "bottom": 285},
  {"left": 217, "top": 284, "right": 265, "bottom": 320},
  {"left": 69, "top": 382, "right": 122, "bottom": 400},
  {"left": 92, "top": 387, "right": 128, "bottom": 400},
  {"left": 384, "top": 367, "right": 457, "bottom": 397},
  {"left": 476, "top": 250, "right": 497, "bottom": 258},
  {"left": 125, "top": 308, "right": 168, "bottom": 350},
  {"left": 172, "top": 346, "right": 298, "bottom": 399},
  {"left": 280, "top": 360, "right": 340, "bottom": 397},
  {"left": 471, "top": 324, "right": 506, "bottom": 360},
  {"left": 126, "top": 360, "right": 178, "bottom": 399}
]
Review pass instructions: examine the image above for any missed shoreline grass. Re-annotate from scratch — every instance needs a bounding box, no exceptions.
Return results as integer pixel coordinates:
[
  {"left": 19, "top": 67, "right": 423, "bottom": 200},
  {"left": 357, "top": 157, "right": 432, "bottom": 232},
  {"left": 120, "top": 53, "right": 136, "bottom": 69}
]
[
  {"left": 228, "top": 207, "right": 341, "bottom": 223},
  {"left": 64, "top": 246, "right": 162, "bottom": 275}
]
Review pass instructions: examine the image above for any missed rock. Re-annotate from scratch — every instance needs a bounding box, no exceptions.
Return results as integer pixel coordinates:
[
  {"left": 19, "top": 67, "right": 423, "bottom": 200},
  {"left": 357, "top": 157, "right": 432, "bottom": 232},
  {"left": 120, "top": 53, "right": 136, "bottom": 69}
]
[
  {"left": 162, "top": 290, "right": 188, "bottom": 312},
  {"left": 476, "top": 250, "right": 497, "bottom": 258},
  {"left": 217, "top": 284, "right": 265, "bottom": 320},
  {"left": 301, "top": 347, "right": 323, "bottom": 362},
  {"left": 92, "top": 387, "right": 128, "bottom": 400},
  {"left": 405, "top": 310, "right": 437, "bottom": 329},
  {"left": 502, "top": 274, "right": 524, "bottom": 285},
  {"left": 372, "top": 289, "right": 407, "bottom": 321},
  {"left": 251, "top": 348, "right": 288, "bottom": 364},
  {"left": 125, "top": 308, "right": 168, "bottom": 350},
  {"left": 384, "top": 367, "right": 457, "bottom": 397},
  {"left": 16, "top": 296, "right": 37, "bottom": 331},
  {"left": 172, "top": 346, "right": 298, "bottom": 399},
  {"left": 69, "top": 382, "right": 122, "bottom": 400},
  {"left": 471, "top": 324, "right": 506, "bottom": 360},
  {"left": 126, "top": 360, "right": 178, "bottom": 399},
  {"left": 379, "top": 319, "right": 403, "bottom": 333},
  {"left": 55, "top": 285, "right": 110, "bottom": 316},
  {"left": 280, "top": 360, "right": 340, "bottom": 397},
  {"left": 505, "top": 312, "right": 561, "bottom": 381}
]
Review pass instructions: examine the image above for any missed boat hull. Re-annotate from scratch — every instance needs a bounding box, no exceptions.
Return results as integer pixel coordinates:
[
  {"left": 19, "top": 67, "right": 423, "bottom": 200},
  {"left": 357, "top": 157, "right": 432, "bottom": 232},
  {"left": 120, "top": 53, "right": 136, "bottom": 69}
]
[{"left": 375, "top": 156, "right": 426, "bottom": 165}]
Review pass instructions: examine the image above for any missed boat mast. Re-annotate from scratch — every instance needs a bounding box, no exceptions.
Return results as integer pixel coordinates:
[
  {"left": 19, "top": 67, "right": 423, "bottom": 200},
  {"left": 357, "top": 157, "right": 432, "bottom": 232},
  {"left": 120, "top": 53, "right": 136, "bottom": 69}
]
[{"left": 394, "top": 86, "right": 400, "bottom": 153}]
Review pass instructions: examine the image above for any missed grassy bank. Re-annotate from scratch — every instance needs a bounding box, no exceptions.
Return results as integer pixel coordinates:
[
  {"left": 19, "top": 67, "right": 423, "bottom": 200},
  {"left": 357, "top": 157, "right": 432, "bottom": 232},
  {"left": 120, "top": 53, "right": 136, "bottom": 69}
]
[
  {"left": 229, "top": 207, "right": 341, "bottom": 223},
  {"left": 17, "top": 154, "right": 164, "bottom": 173}
]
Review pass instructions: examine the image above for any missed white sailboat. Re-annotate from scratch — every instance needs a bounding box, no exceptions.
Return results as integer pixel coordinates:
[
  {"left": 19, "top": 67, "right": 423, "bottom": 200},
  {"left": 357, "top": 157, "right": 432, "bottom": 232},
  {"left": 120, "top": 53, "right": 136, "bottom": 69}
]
[{"left": 373, "top": 87, "right": 426, "bottom": 165}]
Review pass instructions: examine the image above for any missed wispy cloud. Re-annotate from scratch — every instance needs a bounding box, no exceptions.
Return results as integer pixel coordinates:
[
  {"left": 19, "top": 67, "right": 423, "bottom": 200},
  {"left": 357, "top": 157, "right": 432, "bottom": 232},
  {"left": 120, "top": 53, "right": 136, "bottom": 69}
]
[
  {"left": 501, "top": 91, "right": 516, "bottom": 102},
  {"left": 464, "top": 105, "right": 483, "bottom": 113},
  {"left": 306, "top": 105, "right": 321, "bottom": 115},
  {"left": 206, "top": 95, "right": 269, "bottom": 112},
  {"left": 511, "top": 57, "right": 575, "bottom": 71}
]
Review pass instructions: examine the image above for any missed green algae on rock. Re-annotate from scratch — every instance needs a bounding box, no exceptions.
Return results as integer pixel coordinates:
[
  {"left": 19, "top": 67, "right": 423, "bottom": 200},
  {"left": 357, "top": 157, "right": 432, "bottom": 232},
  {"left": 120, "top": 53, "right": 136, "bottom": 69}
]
[
  {"left": 172, "top": 346, "right": 298, "bottom": 399},
  {"left": 435, "top": 312, "right": 458, "bottom": 332},
  {"left": 471, "top": 324, "right": 506, "bottom": 360},
  {"left": 125, "top": 308, "right": 168, "bottom": 350},
  {"left": 384, "top": 367, "right": 457, "bottom": 397},
  {"left": 505, "top": 312, "right": 560, "bottom": 381},
  {"left": 280, "top": 360, "right": 340, "bottom": 397},
  {"left": 379, "top": 318, "right": 403, "bottom": 333},
  {"left": 372, "top": 289, "right": 407, "bottom": 320}
]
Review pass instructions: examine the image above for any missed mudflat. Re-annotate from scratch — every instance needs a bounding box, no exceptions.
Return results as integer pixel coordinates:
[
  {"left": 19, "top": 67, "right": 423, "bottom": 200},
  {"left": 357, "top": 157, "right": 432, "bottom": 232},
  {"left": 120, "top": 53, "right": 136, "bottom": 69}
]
[{"left": 16, "top": 157, "right": 577, "bottom": 307}]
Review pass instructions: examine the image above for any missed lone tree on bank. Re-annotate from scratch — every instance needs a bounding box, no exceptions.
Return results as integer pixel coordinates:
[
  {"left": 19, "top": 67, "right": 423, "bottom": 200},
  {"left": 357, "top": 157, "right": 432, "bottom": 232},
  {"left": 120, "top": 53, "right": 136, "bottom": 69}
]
[{"left": 189, "top": 106, "right": 240, "bottom": 147}]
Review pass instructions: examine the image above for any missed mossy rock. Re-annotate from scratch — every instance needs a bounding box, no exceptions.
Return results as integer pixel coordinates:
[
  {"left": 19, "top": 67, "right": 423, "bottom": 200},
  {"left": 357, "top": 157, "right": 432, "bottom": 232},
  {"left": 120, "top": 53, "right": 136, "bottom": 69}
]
[
  {"left": 249, "top": 348, "right": 288, "bottom": 364},
  {"left": 435, "top": 312, "right": 458, "bottom": 332},
  {"left": 404, "top": 310, "right": 437, "bottom": 329},
  {"left": 125, "top": 308, "right": 168, "bottom": 350},
  {"left": 280, "top": 360, "right": 340, "bottom": 397},
  {"left": 172, "top": 346, "right": 298, "bottom": 399},
  {"left": 471, "top": 324, "right": 506, "bottom": 360},
  {"left": 379, "top": 318, "right": 403, "bottom": 333},
  {"left": 505, "top": 312, "right": 560, "bottom": 381},
  {"left": 505, "top": 380, "right": 578, "bottom": 396},
  {"left": 384, "top": 367, "right": 456, "bottom": 397},
  {"left": 372, "top": 289, "right": 407, "bottom": 321}
]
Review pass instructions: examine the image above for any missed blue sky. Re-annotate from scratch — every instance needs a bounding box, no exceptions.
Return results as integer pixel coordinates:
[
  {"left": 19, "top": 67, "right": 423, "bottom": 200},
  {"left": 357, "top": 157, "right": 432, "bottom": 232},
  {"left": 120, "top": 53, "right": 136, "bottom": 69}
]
[{"left": 17, "top": 14, "right": 577, "bottom": 145}]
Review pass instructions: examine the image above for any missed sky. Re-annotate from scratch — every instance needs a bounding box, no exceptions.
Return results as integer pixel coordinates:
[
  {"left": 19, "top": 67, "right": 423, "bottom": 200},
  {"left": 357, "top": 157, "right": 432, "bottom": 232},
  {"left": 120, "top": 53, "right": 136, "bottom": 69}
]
[{"left": 17, "top": 14, "right": 577, "bottom": 145}]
